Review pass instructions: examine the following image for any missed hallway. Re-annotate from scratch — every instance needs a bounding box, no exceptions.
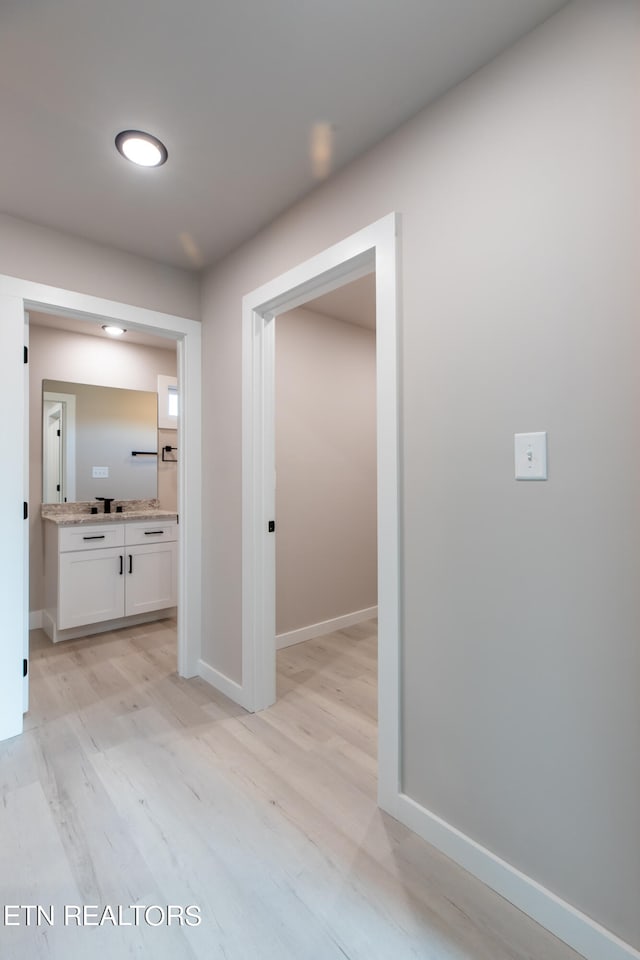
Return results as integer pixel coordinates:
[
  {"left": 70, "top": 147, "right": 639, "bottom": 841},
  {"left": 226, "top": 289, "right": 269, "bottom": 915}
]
[{"left": 0, "top": 621, "right": 581, "bottom": 960}]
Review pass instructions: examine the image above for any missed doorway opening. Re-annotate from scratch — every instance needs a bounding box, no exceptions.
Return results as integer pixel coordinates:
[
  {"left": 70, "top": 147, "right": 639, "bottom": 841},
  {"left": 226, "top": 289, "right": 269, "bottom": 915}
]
[
  {"left": 28, "top": 310, "right": 181, "bottom": 696},
  {"left": 0, "top": 274, "right": 202, "bottom": 743},
  {"left": 242, "top": 213, "right": 400, "bottom": 810},
  {"left": 274, "top": 273, "right": 378, "bottom": 767}
]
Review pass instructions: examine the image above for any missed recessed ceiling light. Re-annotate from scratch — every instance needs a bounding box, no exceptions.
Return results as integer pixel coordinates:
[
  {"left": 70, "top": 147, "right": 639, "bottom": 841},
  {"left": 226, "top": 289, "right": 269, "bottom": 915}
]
[
  {"left": 102, "top": 324, "right": 127, "bottom": 336},
  {"left": 115, "top": 130, "right": 168, "bottom": 167}
]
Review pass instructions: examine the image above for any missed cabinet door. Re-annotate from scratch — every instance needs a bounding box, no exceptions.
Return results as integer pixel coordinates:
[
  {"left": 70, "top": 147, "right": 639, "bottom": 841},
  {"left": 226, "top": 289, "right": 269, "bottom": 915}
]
[
  {"left": 59, "top": 548, "right": 125, "bottom": 629},
  {"left": 125, "top": 541, "right": 177, "bottom": 616}
]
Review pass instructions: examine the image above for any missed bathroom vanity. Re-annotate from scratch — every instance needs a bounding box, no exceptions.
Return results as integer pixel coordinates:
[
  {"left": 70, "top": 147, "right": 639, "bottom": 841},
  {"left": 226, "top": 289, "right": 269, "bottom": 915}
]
[{"left": 42, "top": 504, "right": 178, "bottom": 643}]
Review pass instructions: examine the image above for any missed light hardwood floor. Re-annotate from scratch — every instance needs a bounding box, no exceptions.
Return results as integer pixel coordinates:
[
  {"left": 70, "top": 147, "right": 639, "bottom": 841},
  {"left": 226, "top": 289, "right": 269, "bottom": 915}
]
[{"left": 0, "top": 619, "right": 583, "bottom": 960}]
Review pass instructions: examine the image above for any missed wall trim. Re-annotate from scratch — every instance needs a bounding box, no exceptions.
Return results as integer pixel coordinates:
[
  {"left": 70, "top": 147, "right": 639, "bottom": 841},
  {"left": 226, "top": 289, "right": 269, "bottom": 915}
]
[
  {"left": 276, "top": 606, "right": 378, "bottom": 649},
  {"left": 198, "top": 659, "right": 252, "bottom": 712},
  {"left": 393, "top": 793, "right": 640, "bottom": 960},
  {"left": 29, "top": 610, "right": 43, "bottom": 631}
]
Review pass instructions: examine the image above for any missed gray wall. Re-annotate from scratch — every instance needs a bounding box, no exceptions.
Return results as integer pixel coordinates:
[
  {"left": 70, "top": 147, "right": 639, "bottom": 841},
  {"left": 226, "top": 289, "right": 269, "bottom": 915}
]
[
  {"left": 0, "top": 213, "right": 200, "bottom": 320},
  {"left": 200, "top": 1, "right": 640, "bottom": 949},
  {"left": 275, "top": 306, "right": 377, "bottom": 635}
]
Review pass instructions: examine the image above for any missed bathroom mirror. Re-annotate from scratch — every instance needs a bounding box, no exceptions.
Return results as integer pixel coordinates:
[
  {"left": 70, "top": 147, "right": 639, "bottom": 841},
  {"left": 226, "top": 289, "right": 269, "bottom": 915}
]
[{"left": 42, "top": 379, "right": 158, "bottom": 503}]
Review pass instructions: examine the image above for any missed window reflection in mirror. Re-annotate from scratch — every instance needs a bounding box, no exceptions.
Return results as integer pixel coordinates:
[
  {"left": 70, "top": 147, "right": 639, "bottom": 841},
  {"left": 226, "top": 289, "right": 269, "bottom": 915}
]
[{"left": 158, "top": 374, "right": 178, "bottom": 429}]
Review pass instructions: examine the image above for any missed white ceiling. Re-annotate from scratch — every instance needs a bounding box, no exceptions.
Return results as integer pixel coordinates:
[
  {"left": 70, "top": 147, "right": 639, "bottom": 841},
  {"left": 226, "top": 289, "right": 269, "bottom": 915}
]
[{"left": 0, "top": 0, "right": 568, "bottom": 271}]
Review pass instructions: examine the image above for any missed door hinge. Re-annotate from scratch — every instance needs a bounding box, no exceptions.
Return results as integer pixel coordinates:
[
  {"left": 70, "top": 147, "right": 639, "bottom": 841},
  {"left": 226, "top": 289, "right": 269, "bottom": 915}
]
[
  {"left": 24, "top": 345, "right": 28, "bottom": 364},
  {"left": 57, "top": 429, "right": 61, "bottom": 437},
  {"left": 268, "top": 520, "right": 275, "bottom": 533},
  {"left": 23, "top": 501, "right": 28, "bottom": 520},
  {"left": 56, "top": 484, "right": 61, "bottom": 492},
  {"left": 23, "top": 659, "right": 28, "bottom": 678}
]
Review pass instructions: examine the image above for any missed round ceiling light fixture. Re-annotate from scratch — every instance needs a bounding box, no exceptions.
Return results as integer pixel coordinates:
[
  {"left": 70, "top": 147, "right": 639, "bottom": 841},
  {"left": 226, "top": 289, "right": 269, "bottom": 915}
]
[
  {"left": 102, "top": 324, "right": 127, "bottom": 336},
  {"left": 115, "top": 129, "right": 168, "bottom": 167}
]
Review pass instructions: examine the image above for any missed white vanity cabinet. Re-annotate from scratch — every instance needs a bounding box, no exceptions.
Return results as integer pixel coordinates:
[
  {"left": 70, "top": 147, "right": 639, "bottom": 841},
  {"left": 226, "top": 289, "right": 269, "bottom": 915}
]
[{"left": 44, "top": 519, "right": 177, "bottom": 642}]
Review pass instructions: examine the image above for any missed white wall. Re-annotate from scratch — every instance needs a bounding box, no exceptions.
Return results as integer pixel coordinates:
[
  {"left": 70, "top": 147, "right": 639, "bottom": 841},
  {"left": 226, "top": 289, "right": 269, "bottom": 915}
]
[
  {"left": 29, "top": 324, "right": 177, "bottom": 611},
  {"left": 200, "top": 1, "right": 640, "bottom": 951},
  {"left": 275, "top": 306, "right": 377, "bottom": 636}
]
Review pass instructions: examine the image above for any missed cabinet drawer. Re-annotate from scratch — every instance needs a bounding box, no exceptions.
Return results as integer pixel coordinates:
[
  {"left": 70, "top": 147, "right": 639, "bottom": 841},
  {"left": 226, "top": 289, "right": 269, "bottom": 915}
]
[
  {"left": 58, "top": 523, "right": 125, "bottom": 552},
  {"left": 125, "top": 521, "right": 177, "bottom": 546}
]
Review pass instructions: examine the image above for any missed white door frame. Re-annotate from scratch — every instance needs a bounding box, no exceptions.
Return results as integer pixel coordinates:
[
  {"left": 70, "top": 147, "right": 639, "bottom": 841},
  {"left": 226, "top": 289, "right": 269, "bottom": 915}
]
[
  {"left": 0, "top": 275, "right": 202, "bottom": 743},
  {"left": 242, "top": 212, "right": 401, "bottom": 808}
]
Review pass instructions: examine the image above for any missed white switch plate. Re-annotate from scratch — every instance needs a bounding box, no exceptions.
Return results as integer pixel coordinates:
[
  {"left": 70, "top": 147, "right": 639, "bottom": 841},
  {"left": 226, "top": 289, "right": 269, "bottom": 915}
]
[
  {"left": 92, "top": 466, "right": 109, "bottom": 479},
  {"left": 514, "top": 432, "right": 547, "bottom": 480}
]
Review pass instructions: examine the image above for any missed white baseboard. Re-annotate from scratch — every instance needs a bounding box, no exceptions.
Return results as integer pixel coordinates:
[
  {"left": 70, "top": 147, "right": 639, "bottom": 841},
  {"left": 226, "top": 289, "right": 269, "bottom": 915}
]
[
  {"left": 276, "top": 605, "right": 378, "bottom": 649},
  {"left": 29, "top": 610, "right": 43, "bottom": 630},
  {"left": 393, "top": 793, "right": 640, "bottom": 960},
  {"left": 198, "top": 606, "right": 377, "bottom": 711},
  {"left": 198, "top": 659, "right": 252, "bottom": 711}
]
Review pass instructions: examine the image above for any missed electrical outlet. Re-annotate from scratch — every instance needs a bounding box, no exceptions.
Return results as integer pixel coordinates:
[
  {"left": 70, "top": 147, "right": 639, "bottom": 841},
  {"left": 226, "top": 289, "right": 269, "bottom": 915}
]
[{"left": 92, "top": 466, "right": 109, "bottom": 479}]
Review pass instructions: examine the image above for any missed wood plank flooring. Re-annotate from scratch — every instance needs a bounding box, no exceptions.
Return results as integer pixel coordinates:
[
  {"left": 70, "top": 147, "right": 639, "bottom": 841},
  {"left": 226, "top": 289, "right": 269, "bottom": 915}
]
[{"left": 0, "top": 619, "right": 583, "bottom": 960}]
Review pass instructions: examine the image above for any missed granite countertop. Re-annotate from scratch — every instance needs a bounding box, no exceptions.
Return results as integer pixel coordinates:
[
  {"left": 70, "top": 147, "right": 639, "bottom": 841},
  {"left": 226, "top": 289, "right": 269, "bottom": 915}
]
[{"left": 41, "top": 499, "right": 177, "bottom": 526}]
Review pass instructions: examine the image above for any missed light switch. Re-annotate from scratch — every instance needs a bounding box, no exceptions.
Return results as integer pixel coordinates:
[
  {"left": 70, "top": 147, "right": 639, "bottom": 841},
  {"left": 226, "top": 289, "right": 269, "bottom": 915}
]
[
  {"left": 514, "top": 432, "right": 547, "bottom": 480},
  {"left": 92, "top": 466, "right": 109, "bottom": 479}
]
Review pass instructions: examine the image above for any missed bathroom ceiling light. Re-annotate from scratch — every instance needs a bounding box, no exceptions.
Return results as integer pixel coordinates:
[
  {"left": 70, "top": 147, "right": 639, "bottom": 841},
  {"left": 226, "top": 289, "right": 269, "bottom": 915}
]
[
  {"left": 102, "top": 325, "right": 127, "bottom": 336},
  {"left": 115, "top": 130, "right": 168, "bottom": 167}
]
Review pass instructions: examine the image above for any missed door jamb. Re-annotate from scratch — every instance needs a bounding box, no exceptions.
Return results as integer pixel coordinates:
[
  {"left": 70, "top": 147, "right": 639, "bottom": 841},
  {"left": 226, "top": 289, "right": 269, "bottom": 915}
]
[{"left": 242, "top": 212, "right": 401, "bottom": 809}]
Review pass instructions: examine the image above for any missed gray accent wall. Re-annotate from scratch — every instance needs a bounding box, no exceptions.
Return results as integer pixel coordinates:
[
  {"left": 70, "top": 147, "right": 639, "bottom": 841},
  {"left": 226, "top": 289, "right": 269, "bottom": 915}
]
[{"left": 200, "top": 1, "right": 640, "bottom": 949}]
